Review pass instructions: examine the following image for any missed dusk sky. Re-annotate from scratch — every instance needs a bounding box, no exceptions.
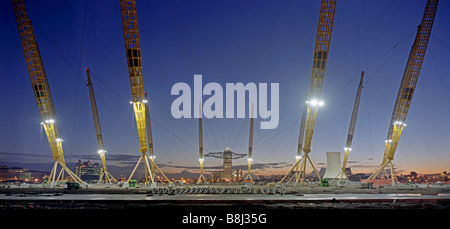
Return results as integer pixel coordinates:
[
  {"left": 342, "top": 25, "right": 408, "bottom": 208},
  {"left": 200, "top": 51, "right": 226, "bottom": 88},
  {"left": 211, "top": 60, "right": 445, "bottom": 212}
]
[{"left": 1, "top": 0, "right": 449, "bottom": 179}]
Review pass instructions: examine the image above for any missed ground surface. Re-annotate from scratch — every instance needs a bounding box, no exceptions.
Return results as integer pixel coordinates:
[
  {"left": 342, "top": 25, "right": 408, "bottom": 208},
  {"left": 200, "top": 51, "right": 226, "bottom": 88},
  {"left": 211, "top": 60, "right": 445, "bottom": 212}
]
[{"left": 1, "top": 184, "right": 448, "bottom": 227}]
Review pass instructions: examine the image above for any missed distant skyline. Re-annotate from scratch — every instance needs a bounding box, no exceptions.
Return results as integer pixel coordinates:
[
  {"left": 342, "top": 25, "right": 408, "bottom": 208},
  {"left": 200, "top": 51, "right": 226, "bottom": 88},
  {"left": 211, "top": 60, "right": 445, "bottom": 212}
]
[{"left": 1, "top": 0, "right": 450, "bottom": 179}]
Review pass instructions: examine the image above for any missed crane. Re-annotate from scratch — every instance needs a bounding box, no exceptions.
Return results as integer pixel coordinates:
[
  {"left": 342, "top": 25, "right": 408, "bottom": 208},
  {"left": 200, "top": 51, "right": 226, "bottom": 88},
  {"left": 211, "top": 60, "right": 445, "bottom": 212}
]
[
  {"left": 12, "top": 0, "right": 84, "bottom": 186},
  {"left": 85, "top": 68, "right": 117, "bottom": 183},
  {"left": 334, "top": 71, "right": 364, "bottom": 182},
  {"left": 365, "top": 0, "right": 438, "bottom": 184},
  {"left": 120, "top": 0, "right": 170, "bottom": 185},
  {"left": 243, "top": 103, "right": 255, "bottom": 183},
  {"left": 280, "top": 0, "right": 337, "bottom": 184}
]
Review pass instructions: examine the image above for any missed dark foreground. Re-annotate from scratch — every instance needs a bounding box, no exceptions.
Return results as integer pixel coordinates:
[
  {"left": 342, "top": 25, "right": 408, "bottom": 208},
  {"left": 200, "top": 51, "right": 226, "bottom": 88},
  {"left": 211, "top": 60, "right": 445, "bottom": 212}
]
[{"left": 1, "top": 185, "right": 449, "bottom": 227}]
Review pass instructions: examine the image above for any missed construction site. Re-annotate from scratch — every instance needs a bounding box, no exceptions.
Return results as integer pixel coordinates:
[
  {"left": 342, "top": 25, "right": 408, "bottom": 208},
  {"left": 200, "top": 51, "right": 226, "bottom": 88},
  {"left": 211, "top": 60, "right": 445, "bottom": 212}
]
[{"left": 1, "top": 0, "right": 450, "bottom": 220}]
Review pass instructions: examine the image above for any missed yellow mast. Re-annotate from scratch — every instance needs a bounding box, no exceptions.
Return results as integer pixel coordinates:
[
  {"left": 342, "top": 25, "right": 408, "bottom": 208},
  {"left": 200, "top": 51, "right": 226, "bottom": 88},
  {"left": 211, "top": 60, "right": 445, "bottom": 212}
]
[
  {"left": 120, "top": 0, "right": 169, "bottom": 185},
  {"left": 12, "top": 0, "right": 83, "bottom": 186},
  {"left": 366, "top": 0, "right": 438, "bottom": 184},
  {"left": 280, "top": 0, "right": 337, "bottom": 184}
]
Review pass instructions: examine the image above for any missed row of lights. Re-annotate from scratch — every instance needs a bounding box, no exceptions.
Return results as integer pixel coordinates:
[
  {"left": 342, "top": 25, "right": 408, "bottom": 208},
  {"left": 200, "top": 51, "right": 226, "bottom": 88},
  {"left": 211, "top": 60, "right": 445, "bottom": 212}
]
[
  {"left": 129, "top": 99, "right": 148, "bottom": 104},
  {"left": 385, "top": 120, "right": 408, "bottom": 143},
  {"left": 41, "top": 119, "right": 64, "bottom": 143},
  {"left": 292, "top": 99, "right": 324, "bottom": 160},
  {"left": 39, "top": 100, "right": 160, "bottom": 157},
  {"left": 306, "top": 99, "right": 324, "bottom": 107},
  {"left": 198, "top": 158, "right": 254, "bottom": 162},
  {"left": 41, "top": 119, "right": 55, "bottom": 125},
  {"left": 41, "top": 99, "right": 409, "bottom": 163},
  {"left": 393, "top": 120, "right": 407, "bottom": 127},
  {"left": 41, "top": 119, "right": 112, "bottom": 155},
  {"left": 96, "top": 149, "right": 157, "bottom": 156}
]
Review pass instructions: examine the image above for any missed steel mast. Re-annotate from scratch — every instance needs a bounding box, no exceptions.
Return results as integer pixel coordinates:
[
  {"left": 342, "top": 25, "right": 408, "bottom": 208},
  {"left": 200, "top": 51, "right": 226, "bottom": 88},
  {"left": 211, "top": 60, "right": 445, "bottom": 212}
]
[
  {"left": 143, "top": 92, "right": 170, "bottom": 183},
  {"left": 12, "top": 0, "right": 84, "bottom": 186},
  {"left": 366, "top": 0, "right": 438, "bottom": 184},
  {"left": 243, "top": 103, "right": 255, "bottom": 183},
  {"left": 197, "top": 102, "right": 208, "bottom": 184},
  {"left": 85, "top": 68, "right": 117, "bottom": 183},
  {"left": 143, "top": 92, "right": 154, "bottom": 180},
  {"left": 280, "top": 0, "right": 337, "bottom": 184},
  {"left": 120, "top": 0, "right": 169, "bottom": 185},
  {"left": 335, "top": 71, "right": 364, "bottom": 182},
  {"left": 279, "top": 94, "right": 308, "bottom": 184}
]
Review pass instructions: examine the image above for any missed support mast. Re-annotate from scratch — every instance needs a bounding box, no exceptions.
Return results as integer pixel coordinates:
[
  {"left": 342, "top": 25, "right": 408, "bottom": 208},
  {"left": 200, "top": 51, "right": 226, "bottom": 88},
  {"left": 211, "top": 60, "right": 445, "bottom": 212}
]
[
  {"left": 197, "top": 102, "right": 208, "bottom": 184},
  {"left": 280, "top": 0, "right": 337, "bottom": 184},
  {"left": 279, "top": 94, "right": 308, "bottom": 184},
  {"left": 13, "top": 0, "right": 84, "bottom": 186},
  {"left": 335, "top": 71, "right": 364, "bottom": 182},
  {"left": 120, "top": 0, "right": 169, "bottom": 185},
  {"left": 143, "top": 92, "right": 155, "bottom": 180},
  {"left": 243, "top": 103, "right": 255, "bottom": 183},
  {"left": 366, "top": 0, "right": 438, "bottom": 184},
  {"left": 85, "top": 68, "right": 117, "bottom": 183}
]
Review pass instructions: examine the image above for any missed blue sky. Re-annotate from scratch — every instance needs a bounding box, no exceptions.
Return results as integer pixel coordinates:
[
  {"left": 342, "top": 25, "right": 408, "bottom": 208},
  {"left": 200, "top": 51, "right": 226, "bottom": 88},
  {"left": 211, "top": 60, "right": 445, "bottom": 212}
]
[{"left": 1, "top": 0, "right": 450, "bottom": 178}]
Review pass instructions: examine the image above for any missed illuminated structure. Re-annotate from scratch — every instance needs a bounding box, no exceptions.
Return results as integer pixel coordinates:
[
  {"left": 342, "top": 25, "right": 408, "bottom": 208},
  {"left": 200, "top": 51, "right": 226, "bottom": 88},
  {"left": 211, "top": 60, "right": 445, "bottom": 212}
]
[
  {"left": 365, "top": 0, "right": 438, "bottom": 184},
  {"left": 120, "top": 0, "right": 170, "bottom": 185},
  {"left": 280, "top": 0, "right": 337, "bottom": 184},
  {"left": 206, "top": 148, "right": 246, "bottom": 181},
  {"left": 75, "top": 160, "right": 102, "bottom": 183},
  {"left": 10, "top": 0, "right": 442, "bottom": 189},
  {"left": 0, "top": 166, "right": 47, "bottom": 183},
  {"left": 12, "top": 0, "right": 84, "bottom": 186},
  {"left": 223, "top": 150, "right": 232, "bottom": 180}
]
